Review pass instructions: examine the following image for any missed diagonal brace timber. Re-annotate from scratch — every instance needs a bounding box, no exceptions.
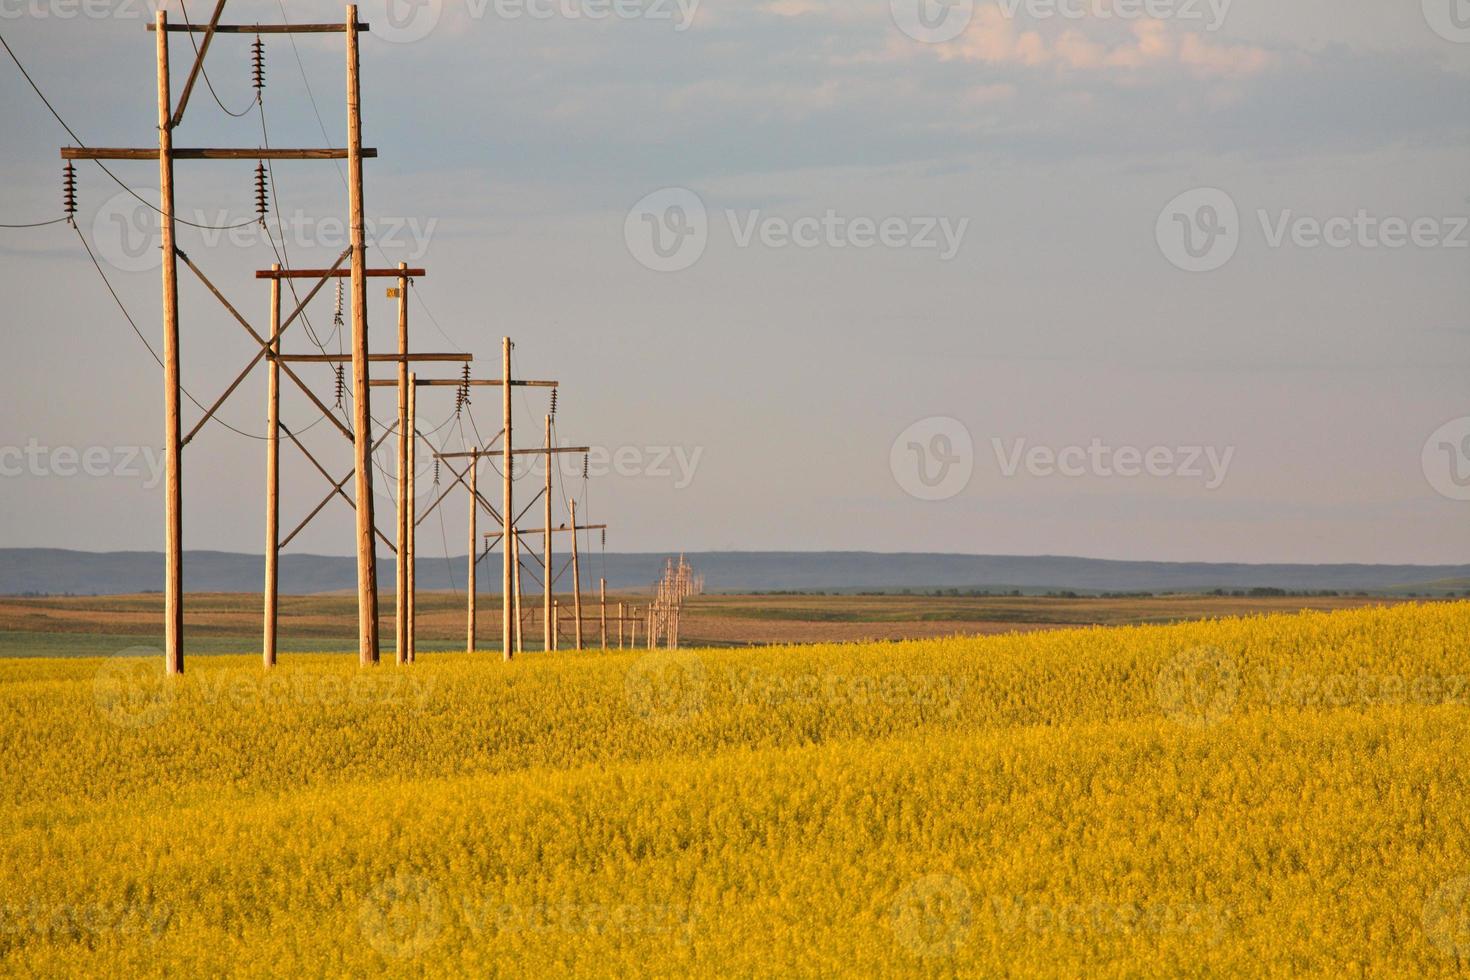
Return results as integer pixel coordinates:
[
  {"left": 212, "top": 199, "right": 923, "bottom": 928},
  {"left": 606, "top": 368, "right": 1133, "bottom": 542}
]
[
  {"left": 177, "top": 247, "right": 354, "bottom": 445},
  {"left": 416, "top": 456, "right": 502, "bottom": 528},
  {"left": 280, "top": 422, "right": 396, "bottom": 552},
  {"left": 170, "top": 0, "right": 228, "bottom": 128}
]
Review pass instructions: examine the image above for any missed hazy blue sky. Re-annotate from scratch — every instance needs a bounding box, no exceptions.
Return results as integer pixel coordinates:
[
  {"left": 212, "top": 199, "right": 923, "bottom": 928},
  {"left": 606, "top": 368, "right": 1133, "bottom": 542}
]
[{"left": 1, "top": 0, "right": 1468, "bottom": 564}]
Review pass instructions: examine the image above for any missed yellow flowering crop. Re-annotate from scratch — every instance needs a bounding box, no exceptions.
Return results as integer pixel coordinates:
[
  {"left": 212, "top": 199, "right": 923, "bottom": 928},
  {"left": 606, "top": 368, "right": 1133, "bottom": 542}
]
[{"left": 1, "top": 602, "right": 1468, "bottom": 975}]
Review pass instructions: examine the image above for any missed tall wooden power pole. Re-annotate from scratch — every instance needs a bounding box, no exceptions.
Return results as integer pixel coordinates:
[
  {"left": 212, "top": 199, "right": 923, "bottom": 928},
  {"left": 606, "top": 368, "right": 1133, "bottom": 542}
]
[
  {"left": 262, "top": 263, "right": 281, "bottom": 668},
  {"left": 501, "top": 337, "right": 514, "bottom": 660},
  {"left": 570, "top": 497, "right": 583, "bottom": 651},
  {"left": 156, "top": 10, "right": 183, "bottom": 674},
  {"left": 512, "top": 528, "right": 524, "bottom": 656},
  {"left": 395, "top": 261, "right": 409, "bottom": 664},
  {"left": 406, "top": 372, "right": 418, "bottom": 663},
  {"left": 467, "top": 450, "right": 478, "bottom": 653},
  {"left": 544, "top": 413, "right": 553, "bottom": 653},
  {"left": 345, "top": 7, "right": 379, "bottom": 666}
]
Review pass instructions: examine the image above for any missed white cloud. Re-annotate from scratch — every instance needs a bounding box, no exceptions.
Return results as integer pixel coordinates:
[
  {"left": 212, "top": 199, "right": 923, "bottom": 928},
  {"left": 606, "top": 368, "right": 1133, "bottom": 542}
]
[{"left": 931, "top": 11, "right": 1274, "bottom": 79}]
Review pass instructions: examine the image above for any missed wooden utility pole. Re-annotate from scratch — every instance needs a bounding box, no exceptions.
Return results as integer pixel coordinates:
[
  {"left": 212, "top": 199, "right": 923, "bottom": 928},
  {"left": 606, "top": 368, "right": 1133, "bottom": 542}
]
[
  {"left": 543, "top": 413, "right": 553, "bottom": 654},
  {"left": 345, "top": 6, "right": 379, "bottom": 667},
  {"left": 262, "top": 263, "right": 281, "bottom": 669},
  {"left": 501, "top": 337, "right": 514, "bottom": 660},
  {"left": 570, "top": 498, "right": 583, "bottom": 651},
  {"left": 406, "top": 373, "right": 418, "bottom": 662},
  {"left": 552, "top": 600, "right": 559, "bottom": 651},
  {"left": 599, "top": 577, "right": 607, "bottom": 650},
  {"left": 619, "top": 601, "right": 625, "bottom": 649},
  {"left": 395, "top": 261, "right": 409, "bottom": 665},
  {"left": 156, "top": 10, "right": 184, "bottom": 675},
  {"left": 467, "top": 450, "right": 477, "bottom": 654},
  {"left": 512, "top": 528, "right": 524, "bottom": 656}
]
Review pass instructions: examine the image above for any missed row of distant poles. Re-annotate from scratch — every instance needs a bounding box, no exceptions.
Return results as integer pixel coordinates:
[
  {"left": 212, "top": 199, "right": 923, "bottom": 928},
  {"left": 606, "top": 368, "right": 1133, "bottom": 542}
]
[
  {"left": 60, "top": 5, "right": 630, "bottom": 672},
  {"left": 647, "top": 555, "right": 703, "bottom": 649}
]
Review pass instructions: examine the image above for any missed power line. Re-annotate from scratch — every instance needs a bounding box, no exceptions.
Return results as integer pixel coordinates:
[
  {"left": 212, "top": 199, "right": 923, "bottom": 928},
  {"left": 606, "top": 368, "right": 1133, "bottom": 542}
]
[
  {"left": 276, "top": 0, "right": 345, "bottom": 188},
  {"left": 179, "top": 0, "right": 256, "bottom": 118},
  {"left": 70, "top": 220, "right": 278, "bottom": 442},
  {"left": 267, "top": 2, "right": 466, "bottom": 356},
  {"left": 0, "top": 216, "right": 68, "bottom": 228},
  {"left": 257, "top": 97, "right": 335, "bottom": 355},
  {"left": 0, "top": 28, "right": 259, "bottom": 232}
]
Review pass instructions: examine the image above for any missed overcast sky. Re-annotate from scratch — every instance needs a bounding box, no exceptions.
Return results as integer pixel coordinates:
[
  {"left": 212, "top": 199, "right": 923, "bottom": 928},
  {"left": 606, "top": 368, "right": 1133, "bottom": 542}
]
[{"left": 1, "top": 0, "right": 1468, "bottom": 564}]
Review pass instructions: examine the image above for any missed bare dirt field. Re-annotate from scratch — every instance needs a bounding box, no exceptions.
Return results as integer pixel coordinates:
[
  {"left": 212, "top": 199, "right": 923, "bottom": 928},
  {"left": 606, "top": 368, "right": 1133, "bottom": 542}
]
[{"left": 0, "top": 591, "right": 1440, "bottom": 657}]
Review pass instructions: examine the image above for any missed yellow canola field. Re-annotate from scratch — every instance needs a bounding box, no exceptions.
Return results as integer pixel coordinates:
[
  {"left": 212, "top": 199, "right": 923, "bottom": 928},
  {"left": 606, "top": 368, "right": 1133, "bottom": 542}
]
[{"left": 1, "top": 602, "right": 1468, "bottom": 976}]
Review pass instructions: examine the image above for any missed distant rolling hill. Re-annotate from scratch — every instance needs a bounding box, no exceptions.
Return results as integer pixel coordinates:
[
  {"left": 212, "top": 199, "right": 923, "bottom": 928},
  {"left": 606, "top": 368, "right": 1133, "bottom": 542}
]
[{"left": 2, "top": 549, "right": 1469, "bottom": 597}]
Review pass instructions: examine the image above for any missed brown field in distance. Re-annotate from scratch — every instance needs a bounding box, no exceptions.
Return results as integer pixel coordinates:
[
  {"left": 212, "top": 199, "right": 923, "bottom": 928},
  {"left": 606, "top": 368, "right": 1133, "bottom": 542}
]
[{"left": 0, "top": 591, "right": 1444, "bottom": 656}]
